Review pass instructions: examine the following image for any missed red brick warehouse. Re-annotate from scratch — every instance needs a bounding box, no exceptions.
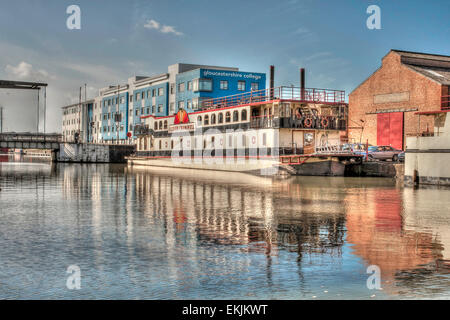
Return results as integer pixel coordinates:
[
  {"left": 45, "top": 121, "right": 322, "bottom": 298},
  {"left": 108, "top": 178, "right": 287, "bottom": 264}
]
[{"left": 348, "top": 50, "right": 450, "bottom": 150}]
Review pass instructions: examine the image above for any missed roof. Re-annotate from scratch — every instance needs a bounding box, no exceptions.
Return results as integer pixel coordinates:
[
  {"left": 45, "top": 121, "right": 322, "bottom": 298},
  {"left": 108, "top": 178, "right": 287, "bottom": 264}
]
[{"left": 392, "top": 49, "right": 450, "bottom": 85}]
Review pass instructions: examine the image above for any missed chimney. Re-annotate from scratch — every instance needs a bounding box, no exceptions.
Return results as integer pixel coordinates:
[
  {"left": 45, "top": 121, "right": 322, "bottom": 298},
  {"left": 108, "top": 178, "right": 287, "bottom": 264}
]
[
  {"left": 300, "top": 68, "right": 305, "bottom": 100},
  {"left": 270, "top": 65, "right": 275, "bottom": 99}
]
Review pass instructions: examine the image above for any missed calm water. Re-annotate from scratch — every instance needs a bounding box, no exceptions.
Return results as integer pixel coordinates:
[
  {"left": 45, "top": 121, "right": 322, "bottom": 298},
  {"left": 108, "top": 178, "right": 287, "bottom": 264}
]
[{"left": 0, "top": 156, "right": 449, "bottom": 299}]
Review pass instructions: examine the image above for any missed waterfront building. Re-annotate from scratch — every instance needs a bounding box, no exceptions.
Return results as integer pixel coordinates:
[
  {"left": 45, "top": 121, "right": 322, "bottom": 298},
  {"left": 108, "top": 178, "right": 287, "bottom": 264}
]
[
  {"left": 61, "top": 63, "right": 266, "bottom": 144},
  {"left": 348, "top": 50, "right": 450, "bottom": 150},
  {"left": 62, "top": 99, "right": 94, "bottom": 143}
]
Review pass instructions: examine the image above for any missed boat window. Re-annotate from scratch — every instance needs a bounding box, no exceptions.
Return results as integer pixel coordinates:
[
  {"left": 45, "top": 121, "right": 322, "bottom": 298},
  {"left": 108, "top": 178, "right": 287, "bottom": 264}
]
[
  {"left": 204, "top": 115, "right": 209, "bottom": 125},
  {"left": 241, "top": 110, "right": 247, "bottom": 121},
  {"left": 218, "top": 113, "right": 223, "bottom": 124},
  {"left": 164, "top": 120, "right": 168, "bottom": 129},
  {"left": 154, "top": 122, "right": 158, "bottom": 130},
  {"left": 211, "top": 114, "right": 216, "bottom": 125},
  {"left": 197, "top": 116, "right": 202, "bottom": 125},
  {"left": 233, "top": 110, "right": 239, "bottom": 122},
  {"left": 225, "top": 112, "right": 231, "bottom": 123}
]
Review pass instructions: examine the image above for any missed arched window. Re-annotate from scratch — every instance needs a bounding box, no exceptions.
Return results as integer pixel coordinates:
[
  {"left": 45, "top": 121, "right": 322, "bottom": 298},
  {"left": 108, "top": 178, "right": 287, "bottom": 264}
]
[
  {"left": 159, "top": 121, "right": 163, "bottom": 129},
  {"left": 241, "top": 110, "right": 247, "bottom": 121},
  {"left": 211, "top": 114, "right": 216, "bottom": 125},
  {"left": 225, "top": 112, "right": 231, "bottom": 123},
  {"left": 218, "top": 113, "right": 223, "bottom": 124},
  {"left": 204, "top": 115, "right": 209, "bottom": 125},
  {"left": 233, "top": 110, "right": 239, "bottom": 122},
  {"left": 164, "top": 120, "right": 168, "bottom": 129}
]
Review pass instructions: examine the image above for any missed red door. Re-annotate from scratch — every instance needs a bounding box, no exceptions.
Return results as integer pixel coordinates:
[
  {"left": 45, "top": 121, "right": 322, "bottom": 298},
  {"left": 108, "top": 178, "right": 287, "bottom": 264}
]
[{"left": 377, "top": 112, "right": 404, "bottom": 150}]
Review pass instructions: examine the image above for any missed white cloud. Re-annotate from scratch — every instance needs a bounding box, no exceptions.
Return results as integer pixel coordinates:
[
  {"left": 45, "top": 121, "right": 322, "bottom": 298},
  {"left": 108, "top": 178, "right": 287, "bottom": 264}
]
[
  {"left": 5, "top": 61, "right": 54, "bottom": 81},
  {"left": 144, "top": 19, "right": 160, "bottom": 30},
  {"left": 144, "top": 19, "right": 183, "bottom": 36}
]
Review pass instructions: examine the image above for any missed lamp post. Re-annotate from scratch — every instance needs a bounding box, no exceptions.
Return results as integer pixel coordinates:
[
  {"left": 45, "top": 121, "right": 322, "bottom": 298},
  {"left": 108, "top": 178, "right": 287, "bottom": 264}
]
[{"left": 0, "top": 105, "right": 3, "bottom": 133}]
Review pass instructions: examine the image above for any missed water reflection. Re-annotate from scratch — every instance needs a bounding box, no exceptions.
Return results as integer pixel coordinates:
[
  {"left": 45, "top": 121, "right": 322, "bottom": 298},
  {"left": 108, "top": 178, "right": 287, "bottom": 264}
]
[{"left": 0, "top": 160, "right": 449, "bottom": 299}]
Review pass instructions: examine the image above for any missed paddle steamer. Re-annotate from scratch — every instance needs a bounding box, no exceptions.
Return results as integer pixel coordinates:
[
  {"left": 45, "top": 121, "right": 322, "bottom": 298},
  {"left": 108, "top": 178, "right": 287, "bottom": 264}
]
[{"left": 127, "top": 68, "right": 360, "bottom": 176}]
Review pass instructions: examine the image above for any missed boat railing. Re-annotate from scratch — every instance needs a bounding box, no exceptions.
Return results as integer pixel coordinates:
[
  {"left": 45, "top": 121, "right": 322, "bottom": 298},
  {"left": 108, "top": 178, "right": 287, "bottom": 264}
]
[
  {"left": 201, "top": 86, "right": 347, "bottom": 110},
  {"left": 442, "top": 95, "right": 450, "bottom": 110},
  {"left": 250, "top": 115, "right": 347, "bottom": 130}
]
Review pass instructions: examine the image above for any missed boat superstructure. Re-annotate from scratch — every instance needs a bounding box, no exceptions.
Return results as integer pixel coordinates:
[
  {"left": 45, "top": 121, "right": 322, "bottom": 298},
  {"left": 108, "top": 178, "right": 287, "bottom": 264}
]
[{"left": 128, "top": 68, "right": 359, "bottom": 176}]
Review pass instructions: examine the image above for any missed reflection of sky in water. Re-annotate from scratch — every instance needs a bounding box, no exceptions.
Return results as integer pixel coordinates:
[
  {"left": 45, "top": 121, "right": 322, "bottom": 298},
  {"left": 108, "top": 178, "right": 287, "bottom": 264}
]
[{"left": 0, "top": 161, "right": 449, "bottom": 299}]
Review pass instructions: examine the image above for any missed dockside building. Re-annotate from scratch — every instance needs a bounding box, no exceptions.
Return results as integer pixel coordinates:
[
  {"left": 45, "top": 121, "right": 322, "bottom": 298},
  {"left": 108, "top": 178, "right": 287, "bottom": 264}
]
[{"left": 62, "top": 63, "right": 266, "bottom": 144}]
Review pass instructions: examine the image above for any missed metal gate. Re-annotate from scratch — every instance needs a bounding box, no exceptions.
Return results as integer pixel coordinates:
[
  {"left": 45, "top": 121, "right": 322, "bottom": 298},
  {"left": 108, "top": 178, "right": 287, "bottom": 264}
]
[{"left": 377, "top": 112, "right": 404, "bottom": 150}]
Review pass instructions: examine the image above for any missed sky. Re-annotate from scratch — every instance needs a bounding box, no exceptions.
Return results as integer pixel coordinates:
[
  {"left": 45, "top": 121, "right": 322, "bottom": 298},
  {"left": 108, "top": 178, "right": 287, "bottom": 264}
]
[{"left": 0, "top": 0, "right": 449, "bottom": 133}]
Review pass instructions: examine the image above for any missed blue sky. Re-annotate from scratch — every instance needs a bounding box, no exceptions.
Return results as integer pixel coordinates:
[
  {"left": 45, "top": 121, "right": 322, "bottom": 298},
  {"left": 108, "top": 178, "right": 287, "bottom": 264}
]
[{"left": 0, "top": 0, "right": 449, "bottom": 132}]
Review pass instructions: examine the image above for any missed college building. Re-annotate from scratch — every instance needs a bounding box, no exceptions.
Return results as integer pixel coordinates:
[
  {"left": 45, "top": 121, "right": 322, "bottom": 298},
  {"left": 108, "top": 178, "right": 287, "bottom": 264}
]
[
  {"left": 348, "top": 50, "right": 450, "bottom": 150},
  {"left": 62, "top": 63, "right": 266, "bottom": 144}
]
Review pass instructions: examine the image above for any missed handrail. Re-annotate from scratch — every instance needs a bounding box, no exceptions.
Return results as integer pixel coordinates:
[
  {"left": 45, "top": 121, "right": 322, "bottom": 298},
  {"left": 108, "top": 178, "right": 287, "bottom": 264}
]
[{"left": 201, "top": 86, "right": 346, "bottom": 110}]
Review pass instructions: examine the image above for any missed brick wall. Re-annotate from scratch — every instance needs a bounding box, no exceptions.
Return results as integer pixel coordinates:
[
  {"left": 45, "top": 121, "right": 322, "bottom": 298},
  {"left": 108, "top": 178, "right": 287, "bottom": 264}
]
[{"left": 348, "top": 51, "right": 443, "bottom": 147}]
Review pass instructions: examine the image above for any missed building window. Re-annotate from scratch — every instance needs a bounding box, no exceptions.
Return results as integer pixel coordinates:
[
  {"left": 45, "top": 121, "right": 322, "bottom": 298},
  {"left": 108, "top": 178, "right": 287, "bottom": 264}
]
[
  {"left": 193, "top": 79, "right": 212, "bottom": 92},
  {"left": 158, "top": 104, "right": 163, "bottom": 113},
  {"left": 152, "top": 89, "right": 156, "bottom": 97},
  {"left": 220, "top": 80, "right": 228, "bottom": 90},
  {"left": 152, "top": 106, "right": 156, "bottom": 113},
  {"left": 211, "top": 114, "right": 216, "bottom": 125},
  {"left": 238, "top": 81, "right": 246, "bottom": 91},
  {"left": 135, "top": 109, "right": 139, "bottom": 116},
  {"left": 187, "top": 81, "right": 193, "bottom": 91},
  {"left": 178, "top": 82, "right": 185, "bottom": 93},
  {"left": 192, "top": 99, "right": 199, "bottom": 110},
  {"left": 204, "top": 115, "right": 209, "bottom": 125},
  {"left": 197, "top": 116, "right": 202, "bottom": 125},
  {"left": 187, "top": 100, "right": 192, "bottom": 109},
  {"left": 164, "top": 120, "right": 168, "bottom": 129},
  {"left": 146, "top": 107, "right": 150, "bottom": 114},
  {"left": 158, "top": 88, "right": 164, "bottom": 96},
  {"left": 251, "top": 83, "right": 259, "bottom": 91},
  {"left": 218, "top": 113, "right": 223, "bottom": 124},
  {"left": 169, "top": 103, "right": 175, "bottom": 114},
  {"left": 178, "top": 100, "right": 185, "bottom": 110},
  {"left": 170, "top": 83, "right": 175, "bottom": 94},
  {"left": 154, "top": 122, "right": 158, "bottom": 130}
]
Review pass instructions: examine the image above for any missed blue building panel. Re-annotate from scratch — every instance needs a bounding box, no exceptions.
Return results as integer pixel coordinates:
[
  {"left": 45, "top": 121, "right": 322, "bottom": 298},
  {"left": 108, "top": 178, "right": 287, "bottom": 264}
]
[
  {"left": 175, "top": 68, "right": 266, "bottom": 114},
  {"left": 101, "top": 92, "right": 129, "bottom": 141},
  {"left": 132, "top": 83, "right": 168, "bottom": 123}
]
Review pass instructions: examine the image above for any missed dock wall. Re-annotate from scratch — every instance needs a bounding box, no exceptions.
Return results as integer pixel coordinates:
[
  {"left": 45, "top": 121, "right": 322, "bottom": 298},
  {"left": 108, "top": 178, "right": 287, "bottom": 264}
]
[{"left": 57, "top": 143, "right": 135, "bottom": 163}]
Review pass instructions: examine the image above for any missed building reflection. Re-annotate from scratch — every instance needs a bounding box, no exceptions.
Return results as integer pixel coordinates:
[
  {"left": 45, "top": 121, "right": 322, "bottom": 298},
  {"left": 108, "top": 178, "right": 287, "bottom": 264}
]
[
  {"left": 128, "top": 167, "right": 346, "bottom": 262},
  {"left": 57, "top": 165, "right": 449, "bottom": 297},
  {"left": 345, "top": 183, "right": 448, "bottom": 294}
]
